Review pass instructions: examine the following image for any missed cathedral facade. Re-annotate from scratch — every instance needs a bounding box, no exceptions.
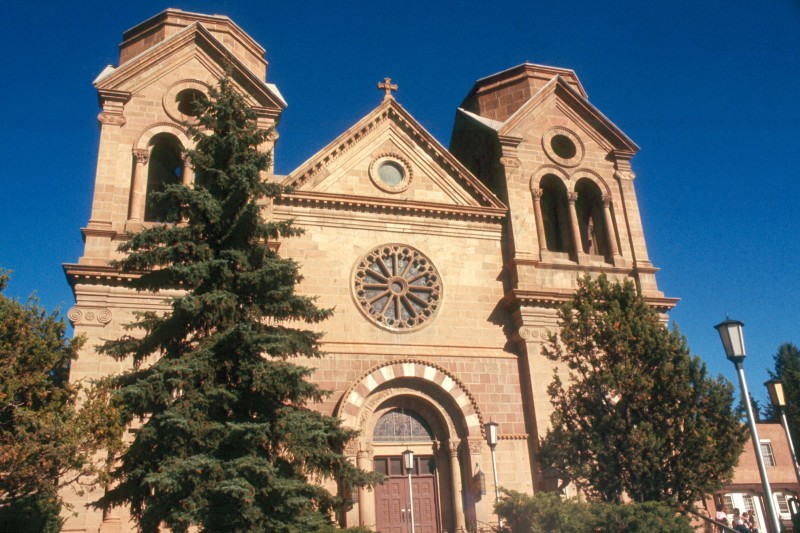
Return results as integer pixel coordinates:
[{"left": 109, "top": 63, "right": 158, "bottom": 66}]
[{"left": 62, "top": 9, "right": 674, "bottom": 533}]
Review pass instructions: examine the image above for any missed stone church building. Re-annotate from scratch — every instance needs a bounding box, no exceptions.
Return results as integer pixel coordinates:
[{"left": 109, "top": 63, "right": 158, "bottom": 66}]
[{"left": 62, "top": 9, "right": 676, "bottom": 533}]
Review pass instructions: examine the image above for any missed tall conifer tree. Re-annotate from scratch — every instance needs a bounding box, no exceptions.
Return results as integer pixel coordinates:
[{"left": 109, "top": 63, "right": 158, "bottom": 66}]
[
  {"left": 767, "top": 343, "right": 800, "bottom": 446},
  {"left": 98, "top": 78, "right": 375, "bottom": 532},
  {"left": 540, "top": 275, "right": 746, "bottom": 505}
]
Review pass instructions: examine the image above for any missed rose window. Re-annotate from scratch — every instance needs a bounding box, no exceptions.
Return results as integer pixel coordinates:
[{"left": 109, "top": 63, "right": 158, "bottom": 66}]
[{"left": 354, "top": 244, "right": 442, "bottom": 331}]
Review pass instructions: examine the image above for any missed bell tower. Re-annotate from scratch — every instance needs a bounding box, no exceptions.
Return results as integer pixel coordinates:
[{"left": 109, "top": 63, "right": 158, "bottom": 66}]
[
  {"left": 61, "top": 10, "right": 285, "bottom": 531},
  {"left": 450, "top": 63, "right": 677, "bottom": 490}
]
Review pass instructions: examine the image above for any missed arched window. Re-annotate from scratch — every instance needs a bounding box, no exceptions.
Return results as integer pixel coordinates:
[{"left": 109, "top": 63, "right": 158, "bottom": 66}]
[
  {"left": 144, "top": 133, "right": 183, "bottom": 222},
  {"left": 373, "top": 408, "right": 434, "bottom": 442},
  {"left": 575, "top": 178, "right": 609, "bottom": 258},
  {"left": 539, "top": 174, "right": 570, "bottom": 253}
]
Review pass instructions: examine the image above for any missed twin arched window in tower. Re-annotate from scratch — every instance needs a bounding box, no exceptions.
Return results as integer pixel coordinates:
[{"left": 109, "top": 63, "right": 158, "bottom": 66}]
[{"left": 533, "top": 172, "right": 620, "bottom": 262}]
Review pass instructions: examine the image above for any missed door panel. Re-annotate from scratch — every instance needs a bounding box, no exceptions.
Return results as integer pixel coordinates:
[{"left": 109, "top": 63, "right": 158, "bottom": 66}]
[
  {"left": 375, "top": 478, "right": 407, "bottom": 533},
  {"left": 412, "top": 477, "right": 437, "bottom": 533}
]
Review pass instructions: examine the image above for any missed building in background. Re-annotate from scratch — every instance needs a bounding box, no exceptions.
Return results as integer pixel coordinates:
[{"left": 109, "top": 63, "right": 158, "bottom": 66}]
[
  {"left": 707, "top": 424, "right": 800, "bottom": 532},
  {"left": 62, "top": 9, "right": 676, "bottom": 532}
]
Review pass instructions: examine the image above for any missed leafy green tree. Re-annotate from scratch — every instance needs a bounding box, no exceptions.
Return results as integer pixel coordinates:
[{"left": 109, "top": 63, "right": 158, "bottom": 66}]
[
  {"left": 540, "top": 275, "right": 746, "bottom": 505},
  {"left": 0, "top": 270, "right": 120, "bottom": 532},
  {"left": 96, "top": 77, "right": 377, "bottom": 532},
  {"left": 766, "top": 343, "right": 800, "bottom": 444}
]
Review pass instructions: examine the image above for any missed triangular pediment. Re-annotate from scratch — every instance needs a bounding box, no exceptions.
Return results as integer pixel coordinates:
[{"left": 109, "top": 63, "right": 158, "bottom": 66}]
[
  {"left": 282, "top": 98, "right": 505, "bottom": 218},
  {"left": 498, "top": 75, "right": 638, "bottom": 153},
  {"left": 94, "top": 22, "right": 285, "bottom": 112}
]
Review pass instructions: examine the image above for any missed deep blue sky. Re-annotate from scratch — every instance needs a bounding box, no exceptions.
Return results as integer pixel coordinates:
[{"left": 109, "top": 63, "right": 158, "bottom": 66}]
[{"left": 1, "top": 1, "right": 798, "bottom": 407}]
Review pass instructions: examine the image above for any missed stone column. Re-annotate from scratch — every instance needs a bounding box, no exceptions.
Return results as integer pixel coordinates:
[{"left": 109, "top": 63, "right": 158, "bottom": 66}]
[
  {"left": 357, "top": 447, "right": 375, "bottom": 527},
  {"left": 449, "top": 441, "right": 466, "bottom": 532},
  {"left": 601, "top": 194, "right": 620, "bottom": 258},
  {"left": 128, "top": 149, "right": 149, "bottom": 222},
  {"left": 531, "top": 189, "right": 547, "bottom": 253},
  {"left": 566, "top": 192, "right": 584, "bottom": 259},
  {"left": 181, "top": 152, "right": 194, "bottom": 188}
]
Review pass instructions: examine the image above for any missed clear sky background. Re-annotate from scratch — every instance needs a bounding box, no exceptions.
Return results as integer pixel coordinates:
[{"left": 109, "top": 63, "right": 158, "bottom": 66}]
[{"left": 1, "top": 1, "right": 798, "bottom": 408}]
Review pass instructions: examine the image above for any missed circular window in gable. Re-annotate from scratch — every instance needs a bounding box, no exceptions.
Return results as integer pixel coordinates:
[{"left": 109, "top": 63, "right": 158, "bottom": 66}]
[
  {"left": 163, "top": 79, "right": 210, "bottom": 124},
  {"left": 353, "top": 244, "right": 442, "bottom": 332},
  {"left": 542, "top": 127, "right": 584, "bottom": 167},
  {"left": 176, "top": 88, "right": 208, "bottom": 117},
  {"left": 369, "top": 154, "right": 413, "bottom": 193}
]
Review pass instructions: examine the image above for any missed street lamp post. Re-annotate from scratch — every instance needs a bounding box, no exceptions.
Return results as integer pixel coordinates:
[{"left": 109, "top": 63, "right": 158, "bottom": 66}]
[
  {"left": 403, "top": 449, "right": 415, "bottom": 533},
  {"left": 716, "top": 318, "right": 782, "bottom": 533},
  {"left": 486, "top": 422, "right": 501, "bottom": 527},
  {"left": 766, "top": 378, "right": 800, "bottom": 485}
]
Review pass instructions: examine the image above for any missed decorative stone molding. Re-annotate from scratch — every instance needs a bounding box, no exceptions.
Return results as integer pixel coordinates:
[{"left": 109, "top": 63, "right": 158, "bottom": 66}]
[
  {"left": 132, "top": 149, "right": 150, "bottom": 164},
  {"left": 466, "top": 437, "right": 484, "bottom": 455},
  {"left": 567, "top": 191, "right": 579, "bottom": 203},
  {"left": 344, "top": 438, "right": 360, "bottom": 457},
  {"left": 499, "top": 156, "right": 521, "bottom": 168},
  {"left": 338, "top": 359, "right": 484, "bottom": 438},
  {"left": 68, "top": 307, "right": 112, "bottom": 327},
  {"left": 97, "top": 112, "right": 127, "bottom": 127},
  {"left": 513, "top": 326, "right": 552, "bottom": 343}
]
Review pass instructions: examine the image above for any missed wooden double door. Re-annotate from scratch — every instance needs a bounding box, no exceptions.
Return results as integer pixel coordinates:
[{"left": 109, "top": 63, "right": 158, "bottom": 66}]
[{"left": 374, "top": 455, "right": 439, "bottom": 533}]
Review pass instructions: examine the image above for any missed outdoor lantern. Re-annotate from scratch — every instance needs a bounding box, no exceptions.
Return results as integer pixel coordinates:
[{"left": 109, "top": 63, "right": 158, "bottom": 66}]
[
  {"left": 714, "top": 318, "right": 746, "bottom": 362},
  {"left": 485, "top": 421, "right": 499, "bottom": 448},
  {"left": 402, "top": 449, "right": 414, "bottom": 472},
  {"left": 765, "top": 379, "right": 787, "bottom": 408}
]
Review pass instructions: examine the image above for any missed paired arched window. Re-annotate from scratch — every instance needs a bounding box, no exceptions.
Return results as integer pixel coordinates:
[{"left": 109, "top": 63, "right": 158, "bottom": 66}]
[
  {"left": 539, "top": 174, "right": 570, "bottom": 253},
  {"left": 533, "top": 172, "right": 618, "bottom": 262},
  {"left": 575, "top": 178, "right": 609, "bottom": 258}
]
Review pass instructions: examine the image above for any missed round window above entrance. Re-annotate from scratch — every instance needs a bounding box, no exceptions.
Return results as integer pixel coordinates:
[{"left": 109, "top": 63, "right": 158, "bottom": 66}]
[
  {"left": 369, "top": 153, "right": 413, "bottom": 193},
  {"left": 353, "top": 244, "right": 443, "bottom": 332}
]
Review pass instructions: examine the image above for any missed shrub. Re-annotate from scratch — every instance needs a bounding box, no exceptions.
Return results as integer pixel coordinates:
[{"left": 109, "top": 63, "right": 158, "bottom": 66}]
[{"left": 496, "top": 490, "right": 693, "bottom": 533}]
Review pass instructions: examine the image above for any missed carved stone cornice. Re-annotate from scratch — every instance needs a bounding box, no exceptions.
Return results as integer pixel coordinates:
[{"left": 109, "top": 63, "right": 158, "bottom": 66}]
[
  {"left": 276, "top": 191, "right": 507, "bottom": 222},
  {"left": 63, "top": 263, "right": 141, "bottom": 289},
  {"left": 501, "top": 288, "right": 678, "bottom": 312}
]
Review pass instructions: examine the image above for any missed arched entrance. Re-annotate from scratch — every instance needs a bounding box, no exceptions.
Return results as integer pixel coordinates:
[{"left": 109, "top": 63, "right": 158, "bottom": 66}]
[
  {"left": 371, "top": 407, "right": 440, "bottom": 533},
  {"left": 338, "top": 361, "right": 487, "bottom": 533}
]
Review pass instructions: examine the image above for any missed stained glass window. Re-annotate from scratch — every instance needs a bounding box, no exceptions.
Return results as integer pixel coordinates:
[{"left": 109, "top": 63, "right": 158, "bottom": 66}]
[{"left": 373, "top": 409, "right": 434, "bottom": 442}]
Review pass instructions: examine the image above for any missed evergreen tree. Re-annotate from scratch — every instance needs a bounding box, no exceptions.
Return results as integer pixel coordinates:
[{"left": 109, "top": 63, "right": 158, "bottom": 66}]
[
  {"left": 766, "top": 343, "right": 800, "bottom": 446},
  {"left": 97, "top": 78, "right": 376, "bottom": 532},
  {"left": 540, "top": 275, "right": 746, "bottom": 505},
  {"left": 0, "top": 270, "right": 119, "bottom": 531}
]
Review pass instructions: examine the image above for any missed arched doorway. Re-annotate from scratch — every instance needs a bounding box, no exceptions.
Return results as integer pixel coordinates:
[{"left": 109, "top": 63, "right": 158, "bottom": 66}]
[
  {"left": 339, "top": 360, "right": 487, "bottom": 533},
  {"left": 371, "top": 407, "right": 440, "bottom": 533}
]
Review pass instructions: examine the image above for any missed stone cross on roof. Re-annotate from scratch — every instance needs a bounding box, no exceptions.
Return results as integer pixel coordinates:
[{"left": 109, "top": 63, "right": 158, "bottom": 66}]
[{"left": 378, "top": 77, "right": 398, "bottom": 101}]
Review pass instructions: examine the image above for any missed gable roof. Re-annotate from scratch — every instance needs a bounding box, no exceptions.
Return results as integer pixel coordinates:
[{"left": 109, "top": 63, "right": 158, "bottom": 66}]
[
  {"left": 282, "top": 96, "right": 506, "bottom": 217},
  {"left": 503, "top": 75, "right": 638, "bottom": 152},
  {"left": 94, "top": 21, "right": 286, "bottom": 113},
  {"left": 457, "top": 74, "right": 638, "bottom": 154}
]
